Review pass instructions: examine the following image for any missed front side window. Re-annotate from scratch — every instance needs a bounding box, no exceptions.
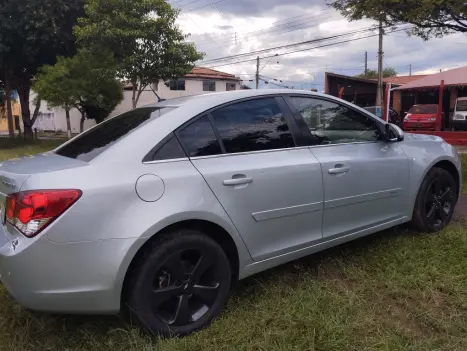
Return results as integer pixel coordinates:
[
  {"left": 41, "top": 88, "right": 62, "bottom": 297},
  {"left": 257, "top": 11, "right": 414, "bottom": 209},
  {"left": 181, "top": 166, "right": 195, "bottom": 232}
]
[
  {"left": 55, "top": 107, "right": 175, "bottom": 161},
  {"left": 210, "top": 98, "right": 295, "bottom": 154},
  {"left": 289, "top": 97, "right": 380, "bottom": 145},
  {"left": 178, "top": 116, "right": 222, "bottom": 157},
  {"left": 169, "top": 80, "right": 186, "bottom": 91},
  {"left": 203, "top": 81, "right": 216, "bottom": 92}
]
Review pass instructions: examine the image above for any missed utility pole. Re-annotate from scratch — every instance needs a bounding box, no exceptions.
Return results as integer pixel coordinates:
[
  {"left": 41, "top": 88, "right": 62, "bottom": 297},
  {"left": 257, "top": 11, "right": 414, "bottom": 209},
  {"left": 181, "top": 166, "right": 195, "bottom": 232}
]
[
  {"left": 409, "top": 64, "right": 412, "bottom": 76},
  {"left": 255, "top": 56, "right": 260, "bottom": 89},
  {"left": 375, "top": 18, "right": 384, "bottom": 118},
  {"left": 364, "top": 51, "right": 368, "bottom": 77}
]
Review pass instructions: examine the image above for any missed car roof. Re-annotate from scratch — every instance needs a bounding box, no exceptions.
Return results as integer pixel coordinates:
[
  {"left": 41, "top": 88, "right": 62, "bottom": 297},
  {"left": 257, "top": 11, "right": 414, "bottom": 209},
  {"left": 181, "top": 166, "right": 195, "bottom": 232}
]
[
  {"left": 142, "top": 89, "right": 322, "bottom": 109},
  {"left": 457, "top": 97, "right": 467, "bottom": 101}
]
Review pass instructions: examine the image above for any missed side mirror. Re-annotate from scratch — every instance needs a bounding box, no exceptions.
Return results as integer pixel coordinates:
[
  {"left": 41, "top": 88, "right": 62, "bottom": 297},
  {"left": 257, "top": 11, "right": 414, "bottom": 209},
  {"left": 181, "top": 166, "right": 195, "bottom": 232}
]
[{"left": 385, "top": 123, "right": 404, "bottom": 142}]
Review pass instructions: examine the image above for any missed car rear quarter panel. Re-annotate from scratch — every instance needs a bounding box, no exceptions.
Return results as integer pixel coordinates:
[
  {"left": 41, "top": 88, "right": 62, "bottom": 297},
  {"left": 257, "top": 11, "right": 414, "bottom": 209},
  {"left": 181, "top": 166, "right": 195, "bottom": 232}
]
[
  {"left": 400, "top": 135, "right": 461, "bottom": 215},
  {"left": 20, "top": 158, "right": 253, "bottom": 297}
]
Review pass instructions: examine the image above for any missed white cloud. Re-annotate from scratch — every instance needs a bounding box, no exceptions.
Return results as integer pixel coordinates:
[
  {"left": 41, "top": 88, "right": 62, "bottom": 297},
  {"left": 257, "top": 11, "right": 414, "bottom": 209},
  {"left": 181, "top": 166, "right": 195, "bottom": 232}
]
[{"left": 170, "top": 0, "right": 466, "bottom": 90}]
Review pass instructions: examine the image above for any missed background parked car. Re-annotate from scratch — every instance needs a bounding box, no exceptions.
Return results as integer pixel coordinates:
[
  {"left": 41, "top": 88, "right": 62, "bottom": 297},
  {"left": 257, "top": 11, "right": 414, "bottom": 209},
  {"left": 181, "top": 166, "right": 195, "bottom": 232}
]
[
  {"left": 402, "top": 104, "right": 441, "bottom": 131},
  {"left": 363, "top": 106, "right": 401, "bottom": 126},
  {"left": 452, "top": 97, "right": 467, "bottom": 131}
]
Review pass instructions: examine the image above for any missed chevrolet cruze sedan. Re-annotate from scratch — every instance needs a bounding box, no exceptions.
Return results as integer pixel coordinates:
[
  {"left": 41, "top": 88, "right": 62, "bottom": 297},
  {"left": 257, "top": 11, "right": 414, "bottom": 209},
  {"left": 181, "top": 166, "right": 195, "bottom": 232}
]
[{"left": 0, "top": 90, "right": 461, "bottom": 337}]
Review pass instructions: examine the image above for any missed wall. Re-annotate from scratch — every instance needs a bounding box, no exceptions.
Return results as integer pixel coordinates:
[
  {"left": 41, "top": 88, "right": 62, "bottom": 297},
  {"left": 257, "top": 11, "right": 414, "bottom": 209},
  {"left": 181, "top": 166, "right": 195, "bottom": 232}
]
[
  {"left": 30, "top": 79, "right": 240, "bottom": 133},
  {"left": 0, "top": 99, "right": 22, "bottom": 133}
]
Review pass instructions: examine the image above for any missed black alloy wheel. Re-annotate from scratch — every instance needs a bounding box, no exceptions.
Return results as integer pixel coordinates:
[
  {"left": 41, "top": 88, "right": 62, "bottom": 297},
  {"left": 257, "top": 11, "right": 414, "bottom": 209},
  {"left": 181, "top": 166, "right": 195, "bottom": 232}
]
[
  {"left": 152, "top": 248, "right": 221, "bottom": 326},
  {"left": 411, "top": 167, "right": 457, "bottom": 232},
  {"left": 128, "top": 230, "right": 231, "bottom": 337},
  {"left": 423, "top": 177, "right": 454, "bottom": 228}
]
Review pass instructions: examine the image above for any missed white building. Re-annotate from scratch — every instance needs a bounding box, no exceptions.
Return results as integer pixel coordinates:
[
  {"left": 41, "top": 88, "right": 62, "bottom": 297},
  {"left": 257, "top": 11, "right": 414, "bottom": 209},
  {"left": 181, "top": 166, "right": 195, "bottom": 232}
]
[{"left": 31, "top": 67, "right": 241, "bottom": 133}]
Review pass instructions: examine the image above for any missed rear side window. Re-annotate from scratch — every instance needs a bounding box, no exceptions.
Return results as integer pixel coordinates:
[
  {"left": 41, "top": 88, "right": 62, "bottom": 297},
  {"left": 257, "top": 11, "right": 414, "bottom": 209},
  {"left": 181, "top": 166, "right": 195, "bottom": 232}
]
[
  {"left": 55, "top": 107, "right": 175, "bottom": 162},
  {"left": 144, "top": 135, "right": 186, "bottom": 162},
  {"left": 178, "top": 116, "right": 222, "bottom": 157},
  {"left": 210, "top": 97, "right": 295, "bottom": 154}
]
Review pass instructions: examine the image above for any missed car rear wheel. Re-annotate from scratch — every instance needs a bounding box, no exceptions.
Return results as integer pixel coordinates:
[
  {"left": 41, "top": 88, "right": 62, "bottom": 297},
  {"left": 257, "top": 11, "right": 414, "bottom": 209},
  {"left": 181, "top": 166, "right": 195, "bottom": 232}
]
[
  {"left": 127, "top": 229, "right": 232, "bottom": 337},
  {"left": 410, "top": 167, "right": 457, "bottom": 232}
]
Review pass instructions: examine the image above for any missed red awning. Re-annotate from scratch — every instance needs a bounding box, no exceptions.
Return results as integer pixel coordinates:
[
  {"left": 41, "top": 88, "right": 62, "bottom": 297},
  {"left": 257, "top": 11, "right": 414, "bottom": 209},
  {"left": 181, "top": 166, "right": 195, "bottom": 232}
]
[{"left": 393, "top": 66, "right": 467, "bottom": 90}]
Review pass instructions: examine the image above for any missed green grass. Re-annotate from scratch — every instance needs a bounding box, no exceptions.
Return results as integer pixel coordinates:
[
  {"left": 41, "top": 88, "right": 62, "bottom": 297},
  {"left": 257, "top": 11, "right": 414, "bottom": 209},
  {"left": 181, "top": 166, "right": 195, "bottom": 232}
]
[
  {"left": 0, "top": 142, "right": 466, "bottom": 350},
  {"left": 0, "top": 139, "right": 63, "bottom": 162}
]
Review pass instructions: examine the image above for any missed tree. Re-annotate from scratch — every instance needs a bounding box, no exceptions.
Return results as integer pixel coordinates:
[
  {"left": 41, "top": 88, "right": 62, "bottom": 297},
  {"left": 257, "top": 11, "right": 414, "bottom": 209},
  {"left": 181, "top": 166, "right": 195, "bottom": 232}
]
[
  {"left": 329, "top": 0, "right": 466, "bottom": 40},
  {"left": 0, "top": 0, "right": 84, "bottom": 138},
  {"left": 33, "top": 50, "right": 123, "bottom": 137},
  {"left": 356, "top": 67, "right": 398, "bottom": 79},
  {"left": 75, "top": 0, "right": 204, "bottom": 109}
]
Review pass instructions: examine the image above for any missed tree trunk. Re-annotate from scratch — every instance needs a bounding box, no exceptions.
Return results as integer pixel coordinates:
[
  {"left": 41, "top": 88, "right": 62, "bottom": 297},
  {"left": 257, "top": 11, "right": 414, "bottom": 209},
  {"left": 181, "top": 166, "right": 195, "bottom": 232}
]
[
  {"left": 65, "top": 109, "right": 72, "bottom": 139},
  {"left": 131, "top": 82, "right": 137, "bottom": 109},
  {"left": 31, "top": 97, "right": 42, "bottom": 127},
  {"left": 17, "top": 82, "right": 33, "bottom": 139},
  {"left": 4, "top": 79, "right": 15, "bottom": 138},
  {"left": 79, "top": 112, "right": 85, "bottom": 133}
]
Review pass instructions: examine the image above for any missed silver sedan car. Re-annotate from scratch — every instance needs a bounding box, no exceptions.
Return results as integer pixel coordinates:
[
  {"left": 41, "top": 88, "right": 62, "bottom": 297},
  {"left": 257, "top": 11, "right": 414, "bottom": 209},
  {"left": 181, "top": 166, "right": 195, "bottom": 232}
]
[{"left": 0, "top": 90, "right": 461, "bottom": 336}]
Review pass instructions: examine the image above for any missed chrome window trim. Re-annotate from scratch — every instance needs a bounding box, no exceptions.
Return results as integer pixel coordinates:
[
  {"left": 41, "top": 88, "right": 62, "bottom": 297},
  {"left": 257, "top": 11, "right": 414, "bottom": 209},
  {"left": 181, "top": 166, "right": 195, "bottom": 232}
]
[
  {"left": 143, "top": 157, "right": 190, "bottom": 165},
  {"left": 187, "top": 140, "right": 382, "bottom": 161}
]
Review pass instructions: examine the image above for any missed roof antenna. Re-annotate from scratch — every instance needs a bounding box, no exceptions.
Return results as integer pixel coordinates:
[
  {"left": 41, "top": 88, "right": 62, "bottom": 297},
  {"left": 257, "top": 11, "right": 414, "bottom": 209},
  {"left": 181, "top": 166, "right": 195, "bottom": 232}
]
[{"left": 149, "top": 84, "right": 165, "bottom": 102}]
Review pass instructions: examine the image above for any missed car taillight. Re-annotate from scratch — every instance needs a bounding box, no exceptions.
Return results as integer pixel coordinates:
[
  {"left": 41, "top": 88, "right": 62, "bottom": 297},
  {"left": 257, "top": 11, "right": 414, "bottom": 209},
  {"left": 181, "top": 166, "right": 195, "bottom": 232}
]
[{"left": 5, "top": 190, "right": 81, "bottom": 237}]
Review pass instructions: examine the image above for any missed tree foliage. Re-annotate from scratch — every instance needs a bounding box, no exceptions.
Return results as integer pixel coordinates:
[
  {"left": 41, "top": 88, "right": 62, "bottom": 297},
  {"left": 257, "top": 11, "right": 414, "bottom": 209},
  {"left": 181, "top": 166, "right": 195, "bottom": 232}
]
[
  {"left": 0, "top": 0, "right": 84, "bottom": 137},
  {"left": 75, "top": 0, "right": 204, "bottom": 108},
  {"left": 33, "top": 50, "right": 123, "bottom": 137},
  {"left": 329, "top": 0, "right": 467, "bottom": 39},
  {"left": 356, "top": 67, "right": 398, "bottom": 79}
]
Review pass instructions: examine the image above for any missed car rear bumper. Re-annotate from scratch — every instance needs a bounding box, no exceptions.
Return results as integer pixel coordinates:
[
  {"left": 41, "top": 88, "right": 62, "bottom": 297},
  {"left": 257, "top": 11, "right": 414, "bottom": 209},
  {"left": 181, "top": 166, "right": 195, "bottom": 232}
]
[{"left": 0, "top": 224, "right": 139, "bottom": 314}]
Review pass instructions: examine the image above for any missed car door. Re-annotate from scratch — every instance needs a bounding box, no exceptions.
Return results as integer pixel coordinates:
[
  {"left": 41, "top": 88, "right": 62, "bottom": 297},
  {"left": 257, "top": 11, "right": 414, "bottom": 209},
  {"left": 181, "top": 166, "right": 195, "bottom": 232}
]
[
  {"left": 285, "top": 95, "right": 410, "bottom": 239},
  {"left": 177, "top": 96, "right": 324, "bottom": 261}
]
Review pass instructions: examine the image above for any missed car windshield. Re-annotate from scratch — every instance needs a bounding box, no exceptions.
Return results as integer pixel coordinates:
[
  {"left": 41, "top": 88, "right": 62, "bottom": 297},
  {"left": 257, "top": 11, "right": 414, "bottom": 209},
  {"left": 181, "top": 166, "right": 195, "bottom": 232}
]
[
  {"left": 456, "top": 100, "right": 467, "bottom": 112},
  {"left": 408, "top": 105, "right": 438, "bottom": 114},
  {"left": 55, "top": 107, "right": 176, "bottom": 162}
]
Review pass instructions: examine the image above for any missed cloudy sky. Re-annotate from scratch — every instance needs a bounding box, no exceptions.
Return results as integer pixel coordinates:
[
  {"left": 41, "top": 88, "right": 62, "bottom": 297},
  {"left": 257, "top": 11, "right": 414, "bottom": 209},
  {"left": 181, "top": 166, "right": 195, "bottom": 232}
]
[{"left": 169, "top": 0, "right": 466, "bottom": 91}]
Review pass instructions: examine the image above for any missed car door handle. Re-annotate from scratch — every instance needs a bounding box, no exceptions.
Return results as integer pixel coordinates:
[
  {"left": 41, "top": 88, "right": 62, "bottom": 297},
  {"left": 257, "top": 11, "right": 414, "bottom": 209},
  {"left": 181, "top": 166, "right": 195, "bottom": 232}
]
[
  {"left": 223, "top": 178, "right": 253, "bottom": 186},
  {"left": 328, "top": 166, "right": 350, "bottom": 175}
]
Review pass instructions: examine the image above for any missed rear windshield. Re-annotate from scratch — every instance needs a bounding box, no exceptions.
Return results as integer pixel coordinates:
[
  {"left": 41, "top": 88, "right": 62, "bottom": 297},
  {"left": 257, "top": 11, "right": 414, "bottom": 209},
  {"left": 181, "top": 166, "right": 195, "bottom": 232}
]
[
  {"left": 408, "top": 105, "right": 438, "bottom": 114},
  {"left": 456, "top": 100, "right": 467, "bottom": 112},
  {"left": 55, "top": 107, "right": 175, "bottom": 161}
]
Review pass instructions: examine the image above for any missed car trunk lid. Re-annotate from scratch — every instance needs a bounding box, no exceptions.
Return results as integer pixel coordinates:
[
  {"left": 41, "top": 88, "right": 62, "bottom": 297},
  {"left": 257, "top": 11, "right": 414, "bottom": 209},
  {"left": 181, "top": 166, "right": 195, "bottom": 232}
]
[{"left": 0, "top": 152, "right": 88, "bottom": 227}]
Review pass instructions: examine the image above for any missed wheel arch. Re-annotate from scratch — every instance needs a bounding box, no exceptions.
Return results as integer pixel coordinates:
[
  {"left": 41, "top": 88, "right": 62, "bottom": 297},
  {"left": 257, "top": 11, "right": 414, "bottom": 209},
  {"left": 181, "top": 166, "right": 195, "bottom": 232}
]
[
  {"left": 120, "top": 219, "right": 241, "bottom": 305},
  {"left": 432, "top": 159, "right": 460, "bottom": 195}
]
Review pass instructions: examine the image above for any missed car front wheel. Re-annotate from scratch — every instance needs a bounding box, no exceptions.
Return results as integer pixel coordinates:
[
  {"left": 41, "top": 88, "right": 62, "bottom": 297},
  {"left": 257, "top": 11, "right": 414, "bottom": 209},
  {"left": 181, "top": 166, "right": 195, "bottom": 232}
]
[
  {"left": 411, "top": 167, "right": 457, "bottom": 232},
  {"left": 127, "top": 229, "right": 232, "bottom": 337}
]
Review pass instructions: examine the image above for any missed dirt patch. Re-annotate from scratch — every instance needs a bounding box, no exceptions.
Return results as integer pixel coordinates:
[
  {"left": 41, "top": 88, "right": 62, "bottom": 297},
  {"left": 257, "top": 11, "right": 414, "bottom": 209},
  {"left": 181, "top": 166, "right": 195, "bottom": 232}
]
[{"left": 453, "top": 195, "right": 467, "bottom": 221}]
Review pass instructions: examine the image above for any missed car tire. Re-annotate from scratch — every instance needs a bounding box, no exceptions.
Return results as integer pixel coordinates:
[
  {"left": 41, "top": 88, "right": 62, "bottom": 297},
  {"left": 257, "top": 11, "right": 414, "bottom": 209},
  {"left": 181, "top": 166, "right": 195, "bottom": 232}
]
[
  {"left": 127, "top": 229, "right": 232, "bottom": 337},
  {"left": 410, "top": 167, "right": 457, "bottom": 232}
]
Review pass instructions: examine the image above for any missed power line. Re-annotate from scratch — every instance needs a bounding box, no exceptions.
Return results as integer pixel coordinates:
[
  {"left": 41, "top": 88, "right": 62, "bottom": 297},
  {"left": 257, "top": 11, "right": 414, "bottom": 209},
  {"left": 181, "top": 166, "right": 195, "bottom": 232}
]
[
  {"left": 183, "top": 13, "right": 222, "bottom": 48},
  {"left": 184, "top": 0, "right": 229, "bottom": 13},
  {"left": 200, "top": 26, "right": 381, "bottom": 65},
  {"left": 203, "top": 27, "right": 412, "bottom": 68}
]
